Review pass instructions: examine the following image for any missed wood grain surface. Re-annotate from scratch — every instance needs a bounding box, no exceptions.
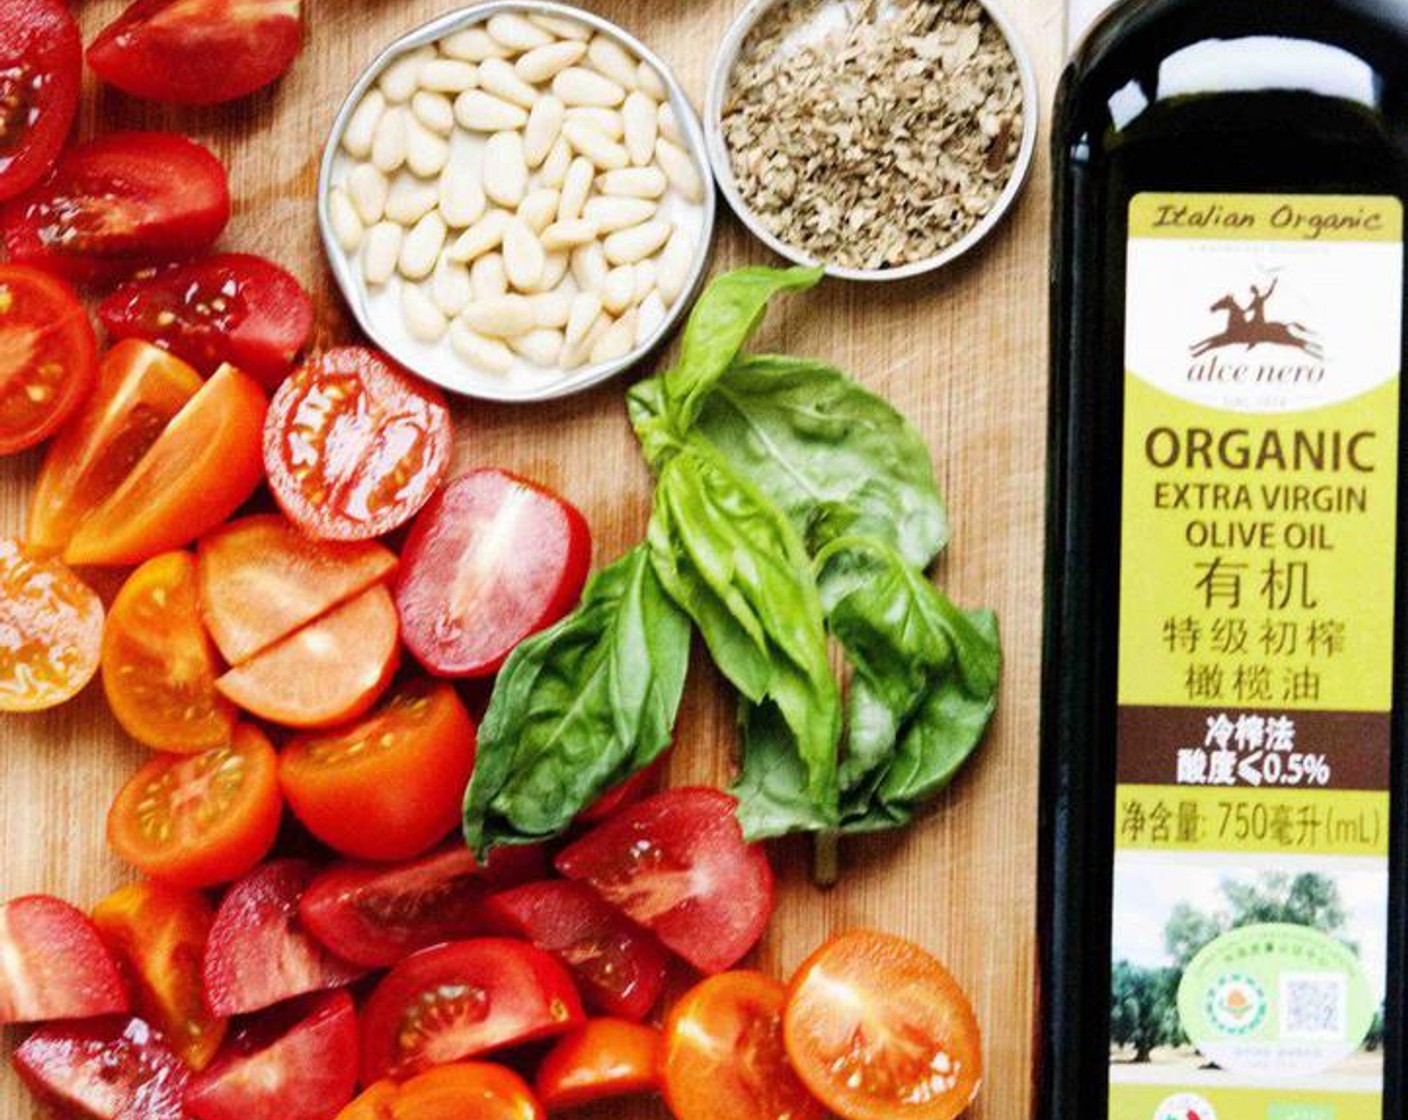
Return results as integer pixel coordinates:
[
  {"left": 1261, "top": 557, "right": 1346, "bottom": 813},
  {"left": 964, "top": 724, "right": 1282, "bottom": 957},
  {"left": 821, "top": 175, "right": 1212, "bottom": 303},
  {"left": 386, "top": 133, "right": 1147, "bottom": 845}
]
[{"left": 0, "top": 1, "right": 1060, "bottom": 1117}]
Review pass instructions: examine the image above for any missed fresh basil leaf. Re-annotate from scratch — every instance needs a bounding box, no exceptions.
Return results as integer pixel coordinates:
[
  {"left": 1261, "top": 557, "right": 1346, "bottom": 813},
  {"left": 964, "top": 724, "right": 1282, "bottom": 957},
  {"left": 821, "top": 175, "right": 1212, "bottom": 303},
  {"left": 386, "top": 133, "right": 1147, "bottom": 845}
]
[
  {"left": 624, "top": 375, "right": 676, "bottom": 471},
  {"left": 733, "top": 701, "right": 839, "bottom": 840}
]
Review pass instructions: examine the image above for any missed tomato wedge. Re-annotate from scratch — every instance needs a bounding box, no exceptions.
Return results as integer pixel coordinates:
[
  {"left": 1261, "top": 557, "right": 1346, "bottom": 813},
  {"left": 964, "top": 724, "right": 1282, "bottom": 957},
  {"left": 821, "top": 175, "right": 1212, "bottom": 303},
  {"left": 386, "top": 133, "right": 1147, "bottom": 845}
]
[
  {"left": 107, "top": 724, "right": 282, "bottom": 889},
  {"left": 263, "top": 347, "right": 452, "bottom": 542},
  {"left": 0, "top": 540, "right": 102, "bottom": 712},
  {"left": 396, "top": 469, "right": 592, "bottom": 678},
  {"left": 28, "top": 340, "right": 202, "bottom": 556},
  {"left": 536, "top": 1020, "right": 662, "bottom": 1111},
  {"left": 783, "top": 931, "right": 982, "bottom": 1120},
  {"left": 0, "top": 895, "right": 129, "bottom": 1024},
  {"left": 14, "top": 1018, "right": 190, "bottom": 1120},
  {"left": 0, "top": 0, "right": 80, "bottom": 203},
  {"left": 102, "top": 551, "right": 237, "bottom": 753},
  {"left": 360, "top": 939, "right": 585, "bottom": 1084},
  {"left": 555, "top": 788, "right": 775, "bottom": 976},
  {"left": 92, "top": 881, "right": 227, "bottom": 1070},
  {"left": 64, "top": 364, "right": 267, "bottom": 567},
  {"left": 578, "top": 754, "right": 668, "bottom": 825},
  {"left": 99, "top": 254, "right": 313, "bottom": 388},
  {"left": 0, "top": 265, "right": 97, "bottom": 455},
  {"left": 341, "top": 1065, "right": 544, "bottom": 1120},
  {"left": 0, "top": 131, "right": 230, "bottom": 286}
]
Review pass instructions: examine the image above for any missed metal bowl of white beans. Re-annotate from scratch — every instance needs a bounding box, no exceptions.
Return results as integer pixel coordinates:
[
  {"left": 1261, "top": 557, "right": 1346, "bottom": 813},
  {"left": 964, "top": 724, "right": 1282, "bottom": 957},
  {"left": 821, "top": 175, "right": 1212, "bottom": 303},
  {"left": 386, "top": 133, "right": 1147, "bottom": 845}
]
[{"left": 319, "top": 1, "right": 716, "bottom": 404}]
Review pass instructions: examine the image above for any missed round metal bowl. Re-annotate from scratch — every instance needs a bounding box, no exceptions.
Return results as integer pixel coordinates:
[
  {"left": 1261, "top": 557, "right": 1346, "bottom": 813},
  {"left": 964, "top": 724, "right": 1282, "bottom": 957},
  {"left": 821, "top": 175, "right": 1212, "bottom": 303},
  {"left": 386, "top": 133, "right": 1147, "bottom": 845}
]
[
  {"left": 704, "top": 0, "right": 1038, "bottom": 283},
  {"left": 319, "top": 1, "right": 716, "bottom": 403}
]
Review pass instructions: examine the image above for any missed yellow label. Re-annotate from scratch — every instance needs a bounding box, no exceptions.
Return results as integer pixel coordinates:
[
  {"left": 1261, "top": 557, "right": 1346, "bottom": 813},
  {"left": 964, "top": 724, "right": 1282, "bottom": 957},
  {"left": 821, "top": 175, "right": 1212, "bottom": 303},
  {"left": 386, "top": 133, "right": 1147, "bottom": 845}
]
[{"left": 1130, "top": 193, "right": 1404, "bottom": 242}]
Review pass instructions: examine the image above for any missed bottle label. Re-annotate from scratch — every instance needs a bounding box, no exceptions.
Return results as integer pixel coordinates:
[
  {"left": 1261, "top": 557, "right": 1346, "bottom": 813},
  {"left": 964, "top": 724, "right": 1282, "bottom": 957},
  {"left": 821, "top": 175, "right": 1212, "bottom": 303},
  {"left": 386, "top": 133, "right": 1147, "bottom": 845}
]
[{"left": 1110, "top": 193, "right": 1402, "bottom": 1119}]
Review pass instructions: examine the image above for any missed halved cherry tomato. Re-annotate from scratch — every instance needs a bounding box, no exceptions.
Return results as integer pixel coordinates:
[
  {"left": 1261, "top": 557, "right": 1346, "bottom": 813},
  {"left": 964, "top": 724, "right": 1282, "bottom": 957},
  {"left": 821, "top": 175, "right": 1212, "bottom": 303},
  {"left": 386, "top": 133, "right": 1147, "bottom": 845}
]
[
  {"left": 14, "top": 1018, "right": 190, "bottom": 1120},
  {"left": 215, "top": 583, "right": 400, "bottom": 729},
  {"left": 102, "top": 551, "right": 237, "bottom": 753},
  {"left": 107, "top": 724, "right": 282, "bottom": 889},
  {"left": 0, "top": 132, "right": 230, "bottom": 286},
  {"left": 340, "top": 1064, "right": 544, "bottom": 1120},
  {"left": 89, "top": 0, "right": 304, "bottom": 106},
  {"left": 0, "top": 266, "right": 97, "bottom": 454},
  {"left": 0, "top": 540, "right": 102, "bottom": 712},
  {"left": 0, "top": 0, "right": 80, "bottom": 203},
  {"left": 536, "top": 1020, "right": 661, "bottom": 1112},
  {"left": 280, "top": 680, "right": 476, "bottom": 861},
  {"left": 783, "top": 931, "right": 983, "bottom": 1120},
  {"left": 577, "top": 754, "right": 668, "bottom": 826},
  {"left": 0, "top": 895, "right": 129, "bottom": 1024},
  {"left": 555, "top": 788, "right": 775, "bottom": 976},
  {"left": 99, "top": 254, "right": 313, "bottom": 388},
  {"left": 64, "top": 364, "right": 267, "bottom": 567},
  {"left": 488, "top": 880, "right": 668, "bottom": 1022},
  {"left": 197, "top": 514, "right": 397, "bottom": 667},
  {"left": 186, "top": 991, "right": 358, "bottom": 1120},
  {"left": 335, "top": 1081, "right": 397, "bottom": 1120},
  {"left": 360, "top": 938, "right": 585, "bottom": 1084},
  {"left": 28, "top": 340, "right": 202, "bottom": 556},
  {"left": 203, "top": 860, "right": 365, "bottom": 1017},
  {"left": 263, "top": 347, "right": 452, "bottom": 542},
  {"left": 396, "top": 469, "right": 591, "bottom": 678},
  {"left": 92, "top": 881, "right": 226, "bottom": 1070}
]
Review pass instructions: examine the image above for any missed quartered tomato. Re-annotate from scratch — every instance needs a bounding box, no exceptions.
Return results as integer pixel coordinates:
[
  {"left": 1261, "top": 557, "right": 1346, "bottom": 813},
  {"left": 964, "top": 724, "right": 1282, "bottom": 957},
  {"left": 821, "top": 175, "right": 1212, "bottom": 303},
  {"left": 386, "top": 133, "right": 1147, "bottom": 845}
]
[
  {"left": 360, "top": 938, "right": 585, "bottom": 1084},
  {"left": 99, "top": 254, "right": 314, "bottom": 388},
  {"left": 783, "top": 931, "right": 983, "bottom": 1120},
  {"left": 107, "top": 724, "right": 282, "bottom": 889},
  {"left": 0, "top": 0, "right": 81, "bottom": 203},
  {"left": 0, "top": 132, "right": 230, "bottom": 286},
  {"left": 536, "top": 1020, "right": 662, "bottom": 1112},
  {"left": 263, "top": 347, "right": 452, "bottom": 542},
  {"left": 0, "top": 540, "right": 102, "bottom": 712},
  {"left": 13, "top": 1018, "right": 191, "bottom": 1120},
  {"left": 102, "top": 551, "right": 237, "bottom": 753},
  {"left": 396, "top": 470, "right": 592, "bottom": 678},
  {"left": 555, "top": 788, "right": 775, "bottom": 976},
  {"left": 92, "top": 881, "right": 227, "bottom": 1070},
  {"left": 663, "top": 972, "right": 824, "bottom": 1120},
  {"left": 341, "top": 1065, "right": 544, "bottom": 1120},
  {"left": 0, "top": 266, "right": 97, "bottom": 455},
  {"left": 0, "top": 895, "right": 129, "bottom": 1024},
  {"left": 28, "top": 340, "right": 202, "bottom": 556}
]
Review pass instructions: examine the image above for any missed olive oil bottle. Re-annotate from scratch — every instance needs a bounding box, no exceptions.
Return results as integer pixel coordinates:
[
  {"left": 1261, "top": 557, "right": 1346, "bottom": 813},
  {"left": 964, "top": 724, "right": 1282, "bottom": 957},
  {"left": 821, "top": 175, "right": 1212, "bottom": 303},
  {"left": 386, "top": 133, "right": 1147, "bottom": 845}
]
[{"left": 1041, "top": 2, "right": 1408, "bottom": 1118}]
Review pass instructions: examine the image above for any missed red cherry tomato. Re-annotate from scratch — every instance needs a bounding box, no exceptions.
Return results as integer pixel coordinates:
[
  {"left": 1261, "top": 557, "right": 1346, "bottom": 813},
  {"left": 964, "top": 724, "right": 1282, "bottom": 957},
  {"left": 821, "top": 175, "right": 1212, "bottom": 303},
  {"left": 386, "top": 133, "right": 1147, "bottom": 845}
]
[
  {"left": 0, "top": 895, "right": 129, "bottom": 1025},
  {"left": 13, "top": 1018, "right": 190, "bottom": 1120},
  {"left": 577, "top": 754, "right": 669, "bottom": 826},
  {"left": 0, "top": 0, "right": 80, "bottom": 203},
  {"left": 263, "top": 347, "right": 452, "bottom": 541},
  {"left": 536, "top": 1019, "right": 662, "bottom": 1111},
  {"left": 0, "top": 540, "right": 103, "bottom": 712},
  {"left": 359, "top": 938, "right": 585, "bottom": 1084},
  {"left": 396, "top": 469, "right": 592, "bottom": 678},
  {"left": 555, "top": 788, "right": 775, "bottom": 976},
  {"left": 88, "top": 0, "right": 303, "bottom": 106},
  {"left": 488, "top": 880, "right": 668, "bottom": 1022}
]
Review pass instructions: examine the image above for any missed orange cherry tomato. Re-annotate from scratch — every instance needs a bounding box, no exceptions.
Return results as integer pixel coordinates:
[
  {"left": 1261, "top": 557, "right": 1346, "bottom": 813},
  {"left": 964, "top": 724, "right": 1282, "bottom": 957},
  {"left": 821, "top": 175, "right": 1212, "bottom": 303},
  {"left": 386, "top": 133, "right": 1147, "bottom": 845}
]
[
  {"left": 279, "top": 679, "right": 476, "bottom": 862},
  {"left": 102, "top": 551, "right": 236, "bottom": 753},
  {"left": 215, "top": 584, "right": 400, "bottom": 730},
  {"left": 536, "top": 1020, "right": 661, "bottom": 1112},
  {"left": 28, "top": 340, "right": 202, "bottom": 556},
  {"left": 91, "top": 880, "right": 227, "bottom": 1070},
  {"left": 107, "top": 724, "right": 282, "bottom": 889},
  {"left": 662, "top": 972, "right": 825, "bottom": 1120},
  {"left": 340, "top": 1064, "right": 543, "bottom": 1120},
  {"left": 335, "top": 1080, "right": 397, "bottom": 1120},
  {"left": 0, "top": 539, "right": 102, "bottom": 711},
  {"left": 64, "top": 363, "right": 267, "bottom": 567},
  {"left": 783, "top": 931, "right": 982, "bottom": 1120}
]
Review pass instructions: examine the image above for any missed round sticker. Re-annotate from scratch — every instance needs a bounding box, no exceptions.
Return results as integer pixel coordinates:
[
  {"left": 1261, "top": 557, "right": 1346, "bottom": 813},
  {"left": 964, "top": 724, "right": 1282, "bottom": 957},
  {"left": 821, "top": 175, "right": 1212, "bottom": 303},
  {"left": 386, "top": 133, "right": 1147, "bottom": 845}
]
[{"left": 1153, "top": 1093, "right": 1217, "bottom": 1120}]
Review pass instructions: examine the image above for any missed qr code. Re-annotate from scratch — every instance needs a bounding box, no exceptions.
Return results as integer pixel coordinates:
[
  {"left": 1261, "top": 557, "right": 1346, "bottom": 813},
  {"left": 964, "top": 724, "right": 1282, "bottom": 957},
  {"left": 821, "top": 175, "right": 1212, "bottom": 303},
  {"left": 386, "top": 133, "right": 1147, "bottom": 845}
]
[{"left": 1280, "top": 973, "right": 1347, "bottom": 1040}]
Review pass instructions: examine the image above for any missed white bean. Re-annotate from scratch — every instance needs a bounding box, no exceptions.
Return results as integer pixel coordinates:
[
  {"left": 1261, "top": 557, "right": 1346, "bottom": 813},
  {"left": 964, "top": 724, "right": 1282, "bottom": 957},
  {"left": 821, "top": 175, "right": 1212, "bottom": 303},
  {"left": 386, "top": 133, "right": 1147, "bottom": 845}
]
[
  {"left": 538, "top": 137, "right": 572, "bottom": 189},
  {"left": 591, "top": 310, "right": 638, "bottom": 363},
  {"left": 371, "top": 106, "right": 408, "bottom": 173},
  {"left": 634, "top": 259, "right": 657, "bottom": 303},
  {"left": 584, "top": 195, "right": 655, "bottom": 233},
  {"left": 541, "top": 218, "right": 599, "bottom": 251},
  {"left": 596, "top": 166, "right": 667, "bottom": 199},
  {"left": 400, "top": 211, "right": 447, "bottom": 279},
  {"left": 483, "top": 131, "right": 528, "bottom": 208},
  {"left": 462, "top": 295, "right": 535, "bottom": 338},
  {"left": 530, "top": 13, "right": 591, "bottom": 42},
  {"left": 362, "top": 222, "right": 403, "bottom": 285},
  {"left": 523, "top": 96, "right": 566, "bottom": 169},
  {"left": 603, "top": 219, "right": 671, "bottom": 266},
  {"left": 419, "top": 59, "right": 478, "bottom": 93},
  {"left": 441, "top": 27, "right": 508, "bottom": 63},
  {"left": 511, "top": 328, "right": 565, "bottom": 367},
  {"left": 470, "top": 252, "right": 508, "bottom": 300},
  {"left": 565, "top": 292, "right": 603, "bottom": 349},
  {"left": 450, "top": 320, "right": 515, "bottom": 373},
  {"left": 562, "top": 121, "right": 628, "bottom": 171},
  {"left": 637, "top": 62, "right": 667, "bottom": 101},
  {"left": 347, "top": 164, "right": 388, "bottom": 224},
  {"left": 530, "top": 290, "right": 574, "bottom": 329},
  {"left": 439, "top": 159, "right": 487, "bottom": 227},
  {"left": 454, "top": 89, "right": 529, "bottom": 132},
  {"left": 563, "top": 309, "right": 610, "bottom": 368},
  {"left": 657, "top": 101, "right": 682, "bottom": 146},
  {"left": 379, "top": 48, "right": 434, "bottom": 103},
  {"left": 503, "top": 219, "right": 546, "bottom": 291},
  {"left": 487, "top": 12, "right": 554, "bottom": 52},
  {"left": 478, "top": 57, "right": 539, "bottom": 111},
  {"left": 450, "top": 209, "right": 512, "bottom": 262},
  {"left": 406, "top": 115, "right": 450, "bottom": 177},
  {"left": 623, "top": 92, "right": 657, "bottom": 167},
  {"left": 654, "top": 138, "right": 704, "bottom": 203},
  {"left": 586, "top": 36, "right": 638, "bottom": 91},
  {"left": 328, "top": 188, "right": 364, "bottom": 252},
  {"left": 342, "top": 90, "right": 385, "bottom": 159},
  {"left": 518, "top": 189, "right": 560, "bottom": 234},
  {"left": 636, "top": 291, "right": 666, "bottom": 345},
  {"left": 538, "top": 252, "right": 569, "bottom": 292},
  {"left": 516, "top": 41, "right": 587, "bottom": 84},
  {"left": 601, "top": 265, "right": 635, "bottom": 314},
  {"left": 412, "top": 90, "right": 455, "bottom": 136},
  {"left": 657, "top": 227, "right": 693, "bottom": 305},
  {"left": 570, "top": 241, "right": 609, "bottom": 294},
  {"left": 432, "top": 254, "right": 473, "bottom": 316},
  {"left": 564, "top": 106, "right": 624, "bottom": 141},
  {"left": 386, "top": 177, "right": 439, "bottom": 225},
  {"left": 558, "top": 157, "right": 594, "bottom": 222},
  {"left": 402, "top": 284, "right": 448, "bottom": 341},
  {"left": 553, "top": 67, "right": 625, "bottom": 108}
]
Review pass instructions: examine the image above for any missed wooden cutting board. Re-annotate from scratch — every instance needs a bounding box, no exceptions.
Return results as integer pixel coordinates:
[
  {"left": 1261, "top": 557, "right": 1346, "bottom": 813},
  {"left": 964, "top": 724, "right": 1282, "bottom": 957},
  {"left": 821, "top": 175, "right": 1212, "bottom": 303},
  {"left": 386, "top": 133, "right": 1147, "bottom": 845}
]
[{"left": 0, "top": 1, "right": 1057, "bottom": 1117}]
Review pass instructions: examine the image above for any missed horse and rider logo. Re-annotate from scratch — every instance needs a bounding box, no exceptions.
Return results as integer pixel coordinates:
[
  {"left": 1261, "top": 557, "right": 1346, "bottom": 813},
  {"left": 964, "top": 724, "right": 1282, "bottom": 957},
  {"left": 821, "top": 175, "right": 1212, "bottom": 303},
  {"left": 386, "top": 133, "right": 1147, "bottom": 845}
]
[{"left": 1190, "top": 277, "right": 1323, "bottom": 360}]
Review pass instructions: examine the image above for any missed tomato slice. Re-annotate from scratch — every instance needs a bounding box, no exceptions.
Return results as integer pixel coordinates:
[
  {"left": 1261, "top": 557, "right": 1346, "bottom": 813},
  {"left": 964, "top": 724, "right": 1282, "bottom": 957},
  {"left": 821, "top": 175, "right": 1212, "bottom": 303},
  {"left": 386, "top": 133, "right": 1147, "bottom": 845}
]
[
  {"left": 107, "top": 724, "right": 282, "bottom": 889},
  {"left": 0, "top": 0, "right": 80, "bottom": 202},
  {"left": 783, "top": 931, "right": 982, "bottom": 1120},
  {"left": 0, "top": 539, "right": 102, "bottom": 712},
  {"left": 360, "top": 938, "right": 585, "bottom": 1084},
  {"left": 263, "top": 347, "right": 452, "bottom": 542},
  {"left": 488, "top": 880, "right": 668, "bottom": 1023},
  {"left": 340, "top": 1065, "right": 543, "bottom": 1120},
  {"left": 536, "top": 1020, "right": 661, "bottom": 1111},
  {"left": 64, "top": 363, "right": 267, "bottom": 567},
  {"left": 577, "top": 754, "right": 668, "bottom": 825},
  {"left": 555, "top": 788, "right": 775, "bottom": 976},
  {"left": 102, "top": 551, "right": 237, "bottom": 753},
  {"left": 215, "top": 583, "right": 400, "bottom": 729},
  {"left": 92, "top": 881, "right": 227, "bottom": 1070},
  {"left": 99, "top": 253, "right": 313, "bottom": 388},
  {"left": 396, "top": 469, "right": 592, "bottom": 678},
  {"left": 0, "top": 265, "right": 97, "bottom": 454},
  {"left": 186, "top": 991, "right": 358, "bottom": 1120},
  {"left": 0, "top": 131, "right": 230, "bottom": 286},
  {"left": 0, "top": 895, "right": 129, "bottom": 1024},
  {"left": 13, "top": 1017, "right": 190, "bottom": 1120}
]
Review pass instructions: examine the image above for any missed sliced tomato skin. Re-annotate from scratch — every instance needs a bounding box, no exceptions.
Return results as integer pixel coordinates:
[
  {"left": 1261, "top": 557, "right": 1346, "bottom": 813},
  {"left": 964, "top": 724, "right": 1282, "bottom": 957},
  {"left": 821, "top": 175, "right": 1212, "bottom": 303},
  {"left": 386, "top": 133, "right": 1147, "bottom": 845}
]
[
  {"left": 0, "top": 895, "right": 129, "bottom": 1025},
  {"left": 0, "top": 0, "right": 80, "bottom": 203},
  {"left": 0, "top": 539, "right": 103, "bottom": 712},
  {"left": 345, "top": 1064, "right": 544, "bottom": 1120},
  {"left": 535, "top": 1019, "right": 662, "bottom": 1111}
]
